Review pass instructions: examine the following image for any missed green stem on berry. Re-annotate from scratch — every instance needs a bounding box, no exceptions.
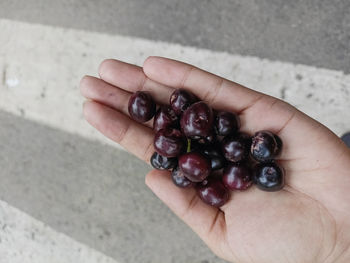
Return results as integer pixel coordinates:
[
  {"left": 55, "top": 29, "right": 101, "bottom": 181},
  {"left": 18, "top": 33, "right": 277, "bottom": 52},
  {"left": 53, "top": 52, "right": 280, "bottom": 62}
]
[{"left": 187, "top": 139, "right": 191, "bottom": 153}]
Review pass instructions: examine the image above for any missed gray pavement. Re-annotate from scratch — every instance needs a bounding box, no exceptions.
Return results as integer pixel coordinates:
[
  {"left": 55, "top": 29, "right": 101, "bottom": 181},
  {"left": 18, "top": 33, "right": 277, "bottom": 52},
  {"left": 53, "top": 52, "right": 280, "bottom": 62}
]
[
  {"left": 0, "top": 110, "right": 224, "bottom": 263},
  {"left": 0, "top": 0, "right": 349, "bottom": 72}
]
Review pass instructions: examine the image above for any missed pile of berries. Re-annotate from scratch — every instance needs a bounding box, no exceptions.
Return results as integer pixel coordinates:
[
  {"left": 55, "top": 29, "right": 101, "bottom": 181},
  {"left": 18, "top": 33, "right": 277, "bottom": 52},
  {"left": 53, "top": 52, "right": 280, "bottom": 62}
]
[{"left": 128, "top": 89, "right": 285, "bottom": 207}]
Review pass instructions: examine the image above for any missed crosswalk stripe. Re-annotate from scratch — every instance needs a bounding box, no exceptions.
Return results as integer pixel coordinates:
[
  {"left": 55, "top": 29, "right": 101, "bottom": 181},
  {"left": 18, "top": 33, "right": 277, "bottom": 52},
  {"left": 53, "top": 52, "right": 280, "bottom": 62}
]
[{"left": 0, "top": 19, "right": 349, "bottom": 148}]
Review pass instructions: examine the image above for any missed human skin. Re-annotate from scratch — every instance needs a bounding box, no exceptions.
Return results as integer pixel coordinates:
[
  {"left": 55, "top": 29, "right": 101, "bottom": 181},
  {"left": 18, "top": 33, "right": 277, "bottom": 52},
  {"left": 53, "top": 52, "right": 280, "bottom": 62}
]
[{"left": 80, "top": 56, "right": 350, "bottom": 263}]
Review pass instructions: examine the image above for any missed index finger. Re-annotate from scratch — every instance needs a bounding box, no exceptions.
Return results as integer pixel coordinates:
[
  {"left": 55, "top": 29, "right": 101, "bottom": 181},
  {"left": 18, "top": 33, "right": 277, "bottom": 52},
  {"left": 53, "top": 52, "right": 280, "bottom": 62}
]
[{"left": 143, "top": 56, "right": 264, "bottom": 113}]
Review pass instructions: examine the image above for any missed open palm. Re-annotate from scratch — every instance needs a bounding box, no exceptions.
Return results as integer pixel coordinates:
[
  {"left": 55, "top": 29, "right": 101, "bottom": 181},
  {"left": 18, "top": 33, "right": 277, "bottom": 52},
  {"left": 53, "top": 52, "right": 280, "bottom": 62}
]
[{"left": 80, "top": 57, "right": 350, "bottom": 263}]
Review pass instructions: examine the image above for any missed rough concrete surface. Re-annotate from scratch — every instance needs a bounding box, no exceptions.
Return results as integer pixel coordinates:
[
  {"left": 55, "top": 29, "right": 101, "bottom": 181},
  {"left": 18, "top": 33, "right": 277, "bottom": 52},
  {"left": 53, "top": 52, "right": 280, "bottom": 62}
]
[
  {"left": 0, "top": 0, "right": 349, "bottom": 72},
  {"left": 0, "top": 110, "right": 224, "bottom": 263}
]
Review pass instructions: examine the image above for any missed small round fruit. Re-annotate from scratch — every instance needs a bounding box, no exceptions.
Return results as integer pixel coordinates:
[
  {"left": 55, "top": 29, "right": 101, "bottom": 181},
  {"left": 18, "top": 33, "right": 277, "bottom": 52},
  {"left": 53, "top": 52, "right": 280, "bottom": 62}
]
[
  {"left": 197, "top": 179, "right": 230, "bottom": 207},
  {"left": 154, "top": 128, "right": 184, "bottom": 157},
  {"left": 223, "top": 163, "right": 252, "bottom": 190},
  {"left": 251, "top": 131, "right": 282, "bottom": 162},
  {"left": 150, "top": 152, "right": 177, "bottom": 170},
  {"left": 178, "top": 152, "right": 211, "bottom": 182},
  {"left": 222, "top": 133, "right": 251, "bottom": 162},
  {"left": 171, "top": 166, "right": 194, "bottom": 188},
  {"left": 128, "top": 91, "right": 156, "bottom": 123},
  {"left": 170, "top": 89, "right": 198, "bottom": 115},
  {"left": 215, "top": 111, "right": 240, "bottom": 136},
  {"left": 254, "top": 162, "right": 285, "bottom": 192},
  {"left": 202, "top": 147, "right": 226, "bottom": 170},
  {"left": 180, "top": 101, "right": 214, "bottom": 139},
  {"left": 153, "top": 106, "right": 179, "bottom": 132}
]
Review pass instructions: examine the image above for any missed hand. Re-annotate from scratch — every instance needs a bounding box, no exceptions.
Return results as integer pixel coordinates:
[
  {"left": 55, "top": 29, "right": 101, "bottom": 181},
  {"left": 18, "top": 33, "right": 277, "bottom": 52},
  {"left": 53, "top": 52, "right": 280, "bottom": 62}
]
[{"left": 80, "top": 57, "right": 350, "bottom": 263}]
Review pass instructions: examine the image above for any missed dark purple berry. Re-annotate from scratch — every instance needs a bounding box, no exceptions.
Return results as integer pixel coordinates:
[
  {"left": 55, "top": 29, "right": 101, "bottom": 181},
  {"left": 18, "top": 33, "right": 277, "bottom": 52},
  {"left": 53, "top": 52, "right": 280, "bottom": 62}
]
[
  {"left": 223, "top": 163, "right": 252, "bottom": 190},
  {"left": 153, "top": 106, "right": 179, "bottom": 132},
  {"left": 254, "top": 162, "right": 285, "bottom": 191},
  {"left": 215, "top": 111, "right": 240, "bottom": 136},
  {"left": 251, "top": 131, "right": 282, "bottom": 162},
  {"left": 178, "top": 152, "right": 211, "bottom": 182},
  {"left": 274, "top": 134, "right": 283, "bottom": 156},
  {"left": 150, "top": 152, "right": 177, "bottom": 170},
  {"left": 154, "top": 128, "right": 184, "bottom": 157},
  {"left": 171, "top": 166, "right": 194, "bottom": 188},
  {"left": 180, "top": 101, "right": 214, "bottom": 139},
  {"left": 128, "top": 91, "right": 156, "bottom": 123},
  {"left": 197, "top": 178, "right": 230, "bottom": 207},
  {"left": 170, "top": 89, "right": 198, "bottom": 115},
  {"left": 197, "top": 132, "right": 216, "bottom": 145},
  {"left": 202, "top": 147, "right": 226, "bottom": 170},
  {"left": 222, "top": 133, "right": 251, "bottom": 163}
]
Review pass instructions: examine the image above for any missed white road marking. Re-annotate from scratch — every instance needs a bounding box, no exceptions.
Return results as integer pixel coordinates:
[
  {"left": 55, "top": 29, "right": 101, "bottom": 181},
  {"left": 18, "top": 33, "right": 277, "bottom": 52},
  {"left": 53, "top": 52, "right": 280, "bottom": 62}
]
[
  {"left": 0, "top": 200, "right": 118, "bottom": 263},
  {"left": 0, "top": 19, "right": 349, "bottom": 149}
]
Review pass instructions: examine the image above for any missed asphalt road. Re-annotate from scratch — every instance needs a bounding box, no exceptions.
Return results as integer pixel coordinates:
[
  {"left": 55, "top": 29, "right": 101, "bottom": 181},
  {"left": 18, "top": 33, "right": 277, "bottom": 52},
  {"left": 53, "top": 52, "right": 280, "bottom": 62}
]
[{"left": 1, "top": 0, "right": 349, "bottom": 72}]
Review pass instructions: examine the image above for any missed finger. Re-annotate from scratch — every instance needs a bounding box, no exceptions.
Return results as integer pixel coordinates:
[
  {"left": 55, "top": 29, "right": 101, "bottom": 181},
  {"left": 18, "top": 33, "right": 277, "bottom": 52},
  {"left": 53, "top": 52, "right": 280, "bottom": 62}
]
[
  {"left": 80, "top": 76, "right": 130, "bottom": 116},
  {"left": 83, "top": 100, "right": 154, "bottom": 163},
  {"left": 143, "top": 56, "right": 264, "bottom": 112},
  {"left": 80, "top": 76, "right": 154, "bottom": 128},
  {"left": 98, "top": 59, "right": 174, "bottom": 105},
  {"left": 145, "top": 170, "right": 230, "bottom": 258}
]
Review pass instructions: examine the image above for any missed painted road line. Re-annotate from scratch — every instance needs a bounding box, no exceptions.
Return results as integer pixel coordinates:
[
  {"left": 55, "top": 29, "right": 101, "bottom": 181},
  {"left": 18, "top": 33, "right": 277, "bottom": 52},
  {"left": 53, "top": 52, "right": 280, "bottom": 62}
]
[
  {"left": 0, "top": 18, "right": 349, "bottom": 149},
  {"left": 0, "top": 199, "right": 118, "bottom": 263}
]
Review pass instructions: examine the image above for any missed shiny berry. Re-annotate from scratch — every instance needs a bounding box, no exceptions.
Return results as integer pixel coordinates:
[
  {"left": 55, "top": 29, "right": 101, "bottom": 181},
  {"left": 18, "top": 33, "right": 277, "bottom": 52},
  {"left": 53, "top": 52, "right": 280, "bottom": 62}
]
[
  {"left": 154, "top": 128, "right": 184, "bottom": 157},
  {"left": 223, "top": 163, "right": 252, "bottom": 190},
  {"left": 180, "top": 101, "right": 214, "bottom": 139},
  {"left": 202, "top": 147, "right": 226, "bottom": 170},
  {"left": 178, "top": 152, "right": 211, "bottom": 182},
  {"left": 150, "top": 152, "right": 177, "bottom": 170},
  {"left": 251, "top": 131, "right": 282, "bottom": 162},
  {"left": 128, "top": 91, "right": 156, "bottom": 123},
  {"left": 171, "top": 166, "right": 194, "bottom": 188},
  {"left": 254, "top": 162, "right": 285, "bottom": 191},
  {"left": 222, "top": 133, "right": 251, "bottom": 162},
  {"left": 153, "top": 106, "right": 179, "bottom": 132},
  {"left": 170, "top": 89, "right": 198, "bottom": 115},
  {"left": 215, "top": 111, "right": 240, "bottom": 136},
  {"left": 197, "top": 178, "right": 230, "bottom": 207}
]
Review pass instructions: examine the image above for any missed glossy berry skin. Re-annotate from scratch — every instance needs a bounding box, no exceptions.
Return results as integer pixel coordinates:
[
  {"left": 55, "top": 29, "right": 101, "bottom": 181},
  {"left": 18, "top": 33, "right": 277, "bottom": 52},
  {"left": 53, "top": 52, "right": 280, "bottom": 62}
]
[
  {"left": 180, "top": 101, "right": 214, "bottom": 139},
  {"left": 197, "top": 178, "right": 230, "bottom": 207},
  {"left": 150, "top": 152, "right": 177, "bottom": 170},
  {"left": 215, "top": 111, "right": 240, "bottom": 136},
  {"left": 171, "top": 166, "right": 194, "bottom": 188},
  {"left": 170, "top": 89, "right": 198, "bottom": 115},
  {"left": 153, "top": 106, "right": 179, "bottom": 132},
  {"left": 254, "top": 162, "right": 285, "bottom": 192},
  {"left": 251, "top": 131, "right": 282, "bottom": 162},
  {"left": 202, "top": 147, "right": 226, "bottom": 170},
  {"left": 178, "top": 152, "right": 211, "bottom": 182},
  {"left": 223, "top": 163, "right": 252, "bottom": 190},
  {"left": 154, "top": 128, "right": 184, "bottom": 157},
  {"left": 128, "top": 91, "right": 156, "bottom": 123},
  {"left": 222, "top": 133, "right": 251, "bottom": 163}
]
